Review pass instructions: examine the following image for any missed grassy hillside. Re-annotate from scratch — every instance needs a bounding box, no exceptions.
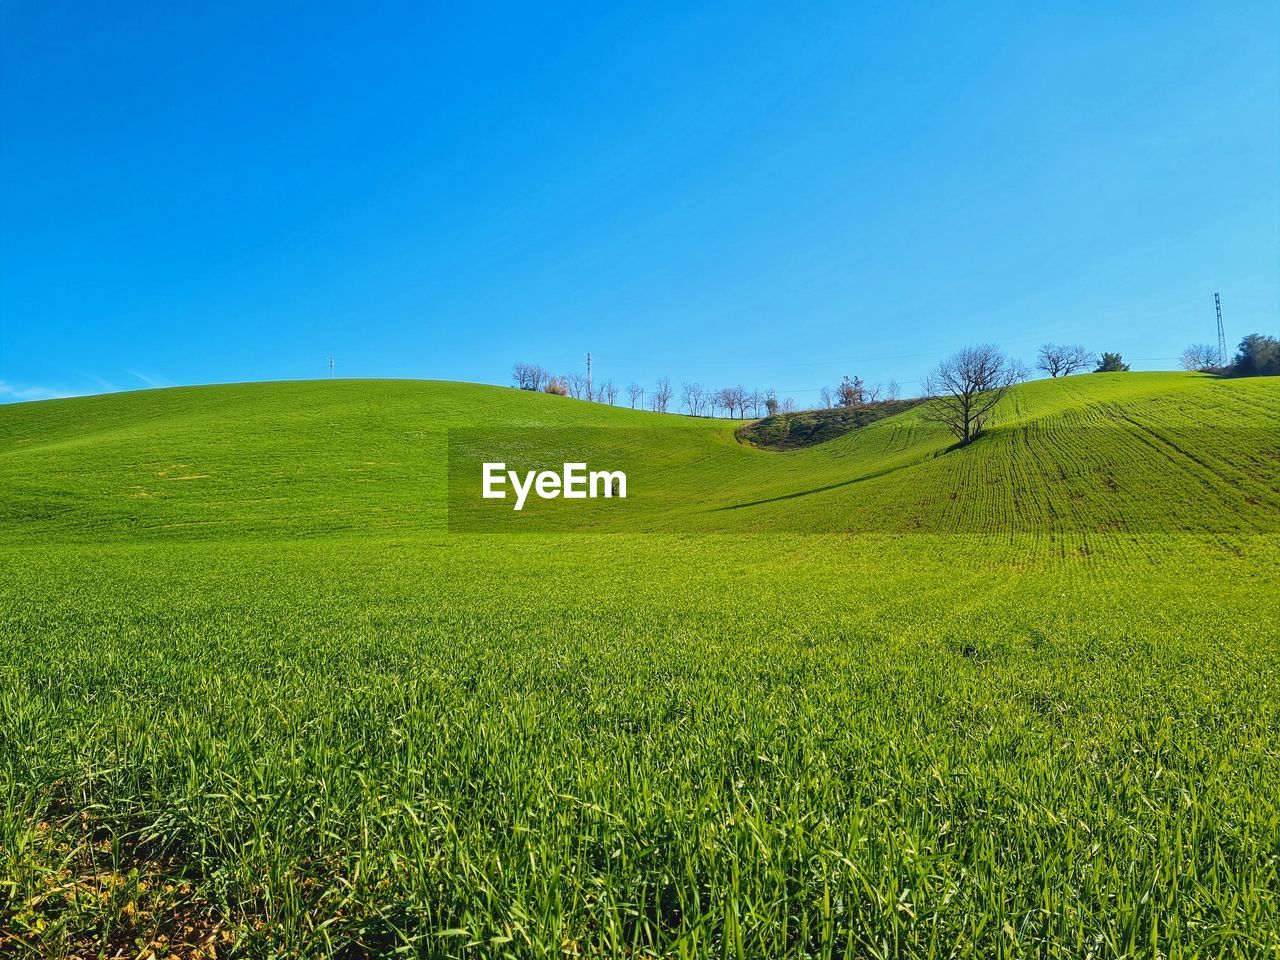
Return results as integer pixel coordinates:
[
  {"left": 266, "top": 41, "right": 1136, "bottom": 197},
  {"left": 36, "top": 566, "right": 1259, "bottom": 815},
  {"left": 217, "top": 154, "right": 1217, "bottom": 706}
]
[
  {"left": 735, "top": 398, "right": 927, "bottom": 449},
  {"left": 2, "top": 373, "right": 1278, "bottom": 958},
  {"left": 1, "top": 372, "right": 1276, "bottom": 538}
]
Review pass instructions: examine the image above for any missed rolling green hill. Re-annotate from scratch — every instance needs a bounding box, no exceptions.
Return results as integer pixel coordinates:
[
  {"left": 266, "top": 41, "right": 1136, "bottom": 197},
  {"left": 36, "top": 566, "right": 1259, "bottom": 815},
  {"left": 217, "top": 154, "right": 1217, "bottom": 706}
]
[
  {"left": 1, "top": 372, "right": 1276, "bottom": 539},
  {"left": 2, "top": 373, "right": 1278, "bottom": 958}
]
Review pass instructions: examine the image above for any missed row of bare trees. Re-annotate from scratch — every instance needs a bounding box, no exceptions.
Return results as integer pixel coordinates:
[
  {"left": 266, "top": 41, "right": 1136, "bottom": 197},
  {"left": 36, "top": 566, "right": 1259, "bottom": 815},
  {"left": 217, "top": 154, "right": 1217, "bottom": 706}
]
[
  {"left": 520, "top": 350, "right": 1020, "bottom": 444},
  {"left": 817, "top": 376, "right": 903, "bottom": 408},
  {"left": 511, "top": 366, "right": 675, "bottom": 413},
  {"left": 512, "top": 363, "right": 621, "bottom": 403},
  {"left": 516, "top": 364, "right": 803, "bottom": 418},
  {"left": 511, "top": 362, "right": 553, "bottom": 391},
  {"left": 617, "top": 379, "right": 672, "bottom": 412},
  {"left": 680, "top": 384, "right": 797, "bottom": 418},
  {"left": 515, "top": 338, "right": 1142, "bottom": 447}
]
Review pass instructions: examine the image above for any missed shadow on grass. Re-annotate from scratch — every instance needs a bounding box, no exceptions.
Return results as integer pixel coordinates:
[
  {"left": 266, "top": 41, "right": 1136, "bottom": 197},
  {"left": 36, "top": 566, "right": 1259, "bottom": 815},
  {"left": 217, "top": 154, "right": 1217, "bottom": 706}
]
[{"left": 711, "top": 432, "right": 983, "bottom": 513}]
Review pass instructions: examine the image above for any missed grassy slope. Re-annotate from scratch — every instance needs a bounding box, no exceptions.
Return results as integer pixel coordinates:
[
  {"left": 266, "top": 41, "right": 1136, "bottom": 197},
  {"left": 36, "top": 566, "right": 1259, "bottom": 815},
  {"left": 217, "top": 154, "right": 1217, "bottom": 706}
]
[
  {"left": 2, "top": 373, "right": 1279, "bottom": 958},
  {"left": 735, "top": 399, "right": 927, "bottom": 450},
  {"left": 1, "top": 372, "right": 1276, "bottom": 538}
]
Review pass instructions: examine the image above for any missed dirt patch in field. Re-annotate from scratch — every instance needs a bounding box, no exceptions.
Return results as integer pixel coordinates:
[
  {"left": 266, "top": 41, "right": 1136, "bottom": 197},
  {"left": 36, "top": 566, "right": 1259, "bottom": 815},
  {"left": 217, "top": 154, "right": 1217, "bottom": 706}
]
[{"left": 2, "top": 814, "right": 234, "bottom": 960}]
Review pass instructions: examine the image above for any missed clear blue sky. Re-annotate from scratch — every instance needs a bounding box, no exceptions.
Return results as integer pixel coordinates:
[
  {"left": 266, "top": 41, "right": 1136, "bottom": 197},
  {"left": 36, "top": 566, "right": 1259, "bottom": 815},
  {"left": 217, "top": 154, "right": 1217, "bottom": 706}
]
[{"left": 2, "top": 2, "right": 1277, "bottom": 404}]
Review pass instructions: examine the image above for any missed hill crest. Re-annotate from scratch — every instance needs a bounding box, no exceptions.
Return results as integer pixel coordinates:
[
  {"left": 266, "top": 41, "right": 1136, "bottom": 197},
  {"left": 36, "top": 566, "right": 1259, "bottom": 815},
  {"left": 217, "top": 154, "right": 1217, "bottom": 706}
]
[{"left": 1, "top": 373, "right": 1276, "bottom": 540}]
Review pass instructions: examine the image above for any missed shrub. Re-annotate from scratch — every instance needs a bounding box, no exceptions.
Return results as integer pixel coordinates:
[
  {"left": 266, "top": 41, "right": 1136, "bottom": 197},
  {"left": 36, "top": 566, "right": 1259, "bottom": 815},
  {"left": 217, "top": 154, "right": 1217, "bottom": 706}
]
[
  {"left": 1230, "top": 334, "right": 1280, "bottom": 377},
  {"left": 1094, "top": 353, "right": 1130, "bottom": 373}
]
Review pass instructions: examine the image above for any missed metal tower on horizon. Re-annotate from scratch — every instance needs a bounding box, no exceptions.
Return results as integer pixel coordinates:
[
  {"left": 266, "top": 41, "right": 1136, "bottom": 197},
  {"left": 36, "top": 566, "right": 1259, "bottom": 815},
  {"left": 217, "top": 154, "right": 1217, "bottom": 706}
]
[
  {"left": 1214, "top": 293, "right": 1226, "bottom": 364},
  {"left": 586, "top": 352, "right": 593, "bottom": 402}
]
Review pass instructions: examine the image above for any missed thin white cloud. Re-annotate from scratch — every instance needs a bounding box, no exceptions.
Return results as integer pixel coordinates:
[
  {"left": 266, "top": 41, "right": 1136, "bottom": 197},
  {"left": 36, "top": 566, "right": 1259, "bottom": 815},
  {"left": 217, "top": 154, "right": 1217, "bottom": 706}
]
[
  {"left": 0, "top": 373, "right": 174, "bottom": 404},
  {"left": 0, "top": 380, "right": 75, "bottom": 403},
  {"left": 128, "top": 370, "right": 172, "bottom": 388}
]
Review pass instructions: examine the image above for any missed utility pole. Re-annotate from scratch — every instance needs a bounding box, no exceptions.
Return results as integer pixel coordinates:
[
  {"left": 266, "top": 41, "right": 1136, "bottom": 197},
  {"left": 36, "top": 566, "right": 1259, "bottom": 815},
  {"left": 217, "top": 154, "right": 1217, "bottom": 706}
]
[
  {"left": 1214, "top": 293, "right": 1226, "bottom": 364},
  {"left": 586, "top": 352, "right": 593, "bottom": 402},
  {"left": 329, "top": 356, "right": 334, "bottom": 379}
]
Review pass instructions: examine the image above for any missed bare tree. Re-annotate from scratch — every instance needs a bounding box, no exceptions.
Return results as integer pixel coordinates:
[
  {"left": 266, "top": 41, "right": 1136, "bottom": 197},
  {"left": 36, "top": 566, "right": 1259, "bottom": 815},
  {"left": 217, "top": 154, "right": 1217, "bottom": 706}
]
[
  {"left": 765, "top": 390, "right": 779, "bottom": 416},
  {"left": 706, "top": 393, "right": 720, "bottom": 418},
  {"left": 836, "top": 375, "right": 866, "bottom": 407},
  {"left": 652, "top": 377, "right": 673, "bottom": 413},
  {"left": 627, "top": 383, "right": 643, "bottom": 409},
  {"left": 564, "top": 371, "right": 587, "bottom": 399},
  {"left": 1036, "top": 343, "right": 1094, "bottom": 378},
  {"left": 747, "top": 389, "right": 764, "bottom": 418},
  {"left": 716, "top": 387, "right": 736, "bottom": 418},
  {"left": 681, "top": 382, "right": 706, "bottom": 416},
  {"left": 1181, "top": 343, "right": 1221, "bottom": 372},
  {"left": 782, "top": 396, "right": 796, "bottom": 413},
  {"left": 865, "top": 382, "right": 882, "bottom": 404},
  {"left": 922, "top": 344, "right": 1026, "bottom": 445},
  {"left": 544, "top": 376, "right": 569, "bottom": 396},
  {"left": 818, "top": 386, "right": 832, "bottom": 408},
  {"left": 512, "top": 362, "right": 549, "bottom": 391},
  {"left": 885, "top": 380, "right": 901, "bottom": 401},
  {"left": 599, "top": 380, "right": 618, "bottom": 405}
]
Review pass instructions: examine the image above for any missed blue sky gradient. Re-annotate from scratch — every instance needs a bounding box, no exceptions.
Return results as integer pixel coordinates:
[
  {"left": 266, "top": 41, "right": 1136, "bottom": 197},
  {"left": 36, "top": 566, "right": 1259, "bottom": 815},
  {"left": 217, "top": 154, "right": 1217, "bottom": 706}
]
[{"left": 2, "top": 2, "right": 1277, "bottom": 404}]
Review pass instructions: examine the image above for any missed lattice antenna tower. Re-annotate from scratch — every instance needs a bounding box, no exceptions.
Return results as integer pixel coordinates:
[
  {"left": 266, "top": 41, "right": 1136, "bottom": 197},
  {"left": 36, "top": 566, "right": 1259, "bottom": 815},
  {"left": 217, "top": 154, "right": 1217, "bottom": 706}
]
[{"left": 1214, "top": 293, "right": 1226, "bottom": 364}]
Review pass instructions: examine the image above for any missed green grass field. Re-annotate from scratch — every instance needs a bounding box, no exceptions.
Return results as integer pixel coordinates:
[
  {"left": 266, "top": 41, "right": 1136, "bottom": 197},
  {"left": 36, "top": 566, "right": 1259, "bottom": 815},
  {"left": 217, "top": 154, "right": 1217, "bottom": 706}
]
[{"left": 2, "top": 373, "right": 1278, "bottom": 958}]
